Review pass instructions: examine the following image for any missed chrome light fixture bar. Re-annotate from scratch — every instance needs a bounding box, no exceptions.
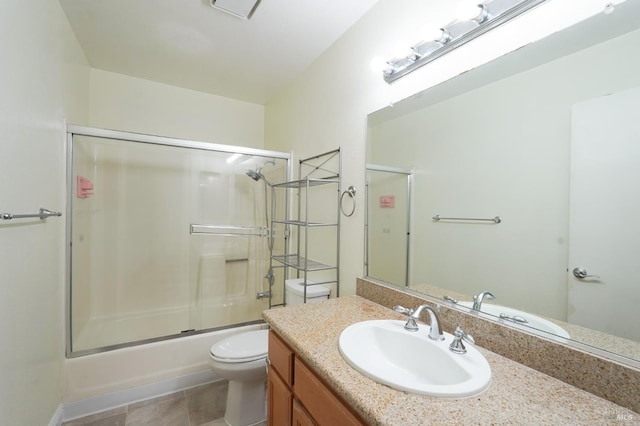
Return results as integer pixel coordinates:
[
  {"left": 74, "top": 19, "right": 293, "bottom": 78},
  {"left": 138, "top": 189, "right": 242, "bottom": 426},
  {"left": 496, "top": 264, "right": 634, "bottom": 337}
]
[{"left": 383, "top": 0, "right": 549, "bottom": 83}]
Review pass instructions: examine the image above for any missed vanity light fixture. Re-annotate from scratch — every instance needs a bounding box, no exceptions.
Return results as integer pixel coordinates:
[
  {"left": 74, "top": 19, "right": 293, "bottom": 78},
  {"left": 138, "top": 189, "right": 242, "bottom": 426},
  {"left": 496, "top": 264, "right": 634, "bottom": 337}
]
[
  {"left": 382, "top": 0, "right": 549, "bottom": 83},
  {"left": 210, "top": 0, "right": 262, "bottom": 20}
]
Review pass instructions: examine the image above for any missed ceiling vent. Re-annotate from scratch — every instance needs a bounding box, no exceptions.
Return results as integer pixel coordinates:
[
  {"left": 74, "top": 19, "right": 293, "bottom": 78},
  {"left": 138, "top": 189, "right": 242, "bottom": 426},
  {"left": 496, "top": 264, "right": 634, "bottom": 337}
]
[{"left": 210, "top": 0, "right": 262, "bottom": 20}]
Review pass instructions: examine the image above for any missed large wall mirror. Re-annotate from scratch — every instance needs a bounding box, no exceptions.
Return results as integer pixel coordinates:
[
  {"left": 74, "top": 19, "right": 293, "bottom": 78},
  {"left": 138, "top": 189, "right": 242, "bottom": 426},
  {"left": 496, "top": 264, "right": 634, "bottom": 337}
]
[{"left": 366, "top": 1, "right": 640, "bottom": 365}]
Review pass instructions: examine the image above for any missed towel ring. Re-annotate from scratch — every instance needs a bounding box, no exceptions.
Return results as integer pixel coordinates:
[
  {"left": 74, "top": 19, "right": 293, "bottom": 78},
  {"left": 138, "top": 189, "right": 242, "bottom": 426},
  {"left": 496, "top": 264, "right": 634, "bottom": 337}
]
[{"left": 340, "top": 186, "right": 356, "bottom": 217}]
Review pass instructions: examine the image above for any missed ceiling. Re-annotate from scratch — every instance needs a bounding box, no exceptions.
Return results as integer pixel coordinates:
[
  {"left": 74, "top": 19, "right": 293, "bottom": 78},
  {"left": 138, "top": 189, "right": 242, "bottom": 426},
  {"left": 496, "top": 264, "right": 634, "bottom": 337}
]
[{"left": 59, "top": 0, "right": 380, "bottom": 105}]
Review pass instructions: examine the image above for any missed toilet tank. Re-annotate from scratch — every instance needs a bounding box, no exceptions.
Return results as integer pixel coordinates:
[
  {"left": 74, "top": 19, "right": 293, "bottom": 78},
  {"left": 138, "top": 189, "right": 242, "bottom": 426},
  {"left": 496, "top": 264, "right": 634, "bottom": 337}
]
[{"left": 285, "top": 278, "right": 330, "bottom": 305}]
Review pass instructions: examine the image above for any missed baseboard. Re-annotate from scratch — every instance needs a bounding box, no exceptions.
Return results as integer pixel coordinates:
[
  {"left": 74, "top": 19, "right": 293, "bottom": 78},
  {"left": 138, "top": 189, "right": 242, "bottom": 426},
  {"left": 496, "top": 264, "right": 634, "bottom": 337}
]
[
  {"left": 48, "top": 404, "right": 64, "bottom": 426},
  {"left": 63, "top": 369, "right": 219, "bottom": 422}
]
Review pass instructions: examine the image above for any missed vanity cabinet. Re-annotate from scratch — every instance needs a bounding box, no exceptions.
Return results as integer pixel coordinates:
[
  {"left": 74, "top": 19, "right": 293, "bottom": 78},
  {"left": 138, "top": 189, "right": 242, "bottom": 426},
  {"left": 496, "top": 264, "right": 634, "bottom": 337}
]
[{"left": 267, "top": 330, "right": 366, "bottom": 426}]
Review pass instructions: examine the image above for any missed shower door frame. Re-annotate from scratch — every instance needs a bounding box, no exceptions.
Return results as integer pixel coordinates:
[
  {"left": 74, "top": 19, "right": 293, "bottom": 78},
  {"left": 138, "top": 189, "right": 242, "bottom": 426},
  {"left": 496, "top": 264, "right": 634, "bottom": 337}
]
[
  {"left": 65, "top": 125, "right": 291, "bottom": 357},
  {"left": 364, "top": 164, "right": 413, "bottom": 287}
]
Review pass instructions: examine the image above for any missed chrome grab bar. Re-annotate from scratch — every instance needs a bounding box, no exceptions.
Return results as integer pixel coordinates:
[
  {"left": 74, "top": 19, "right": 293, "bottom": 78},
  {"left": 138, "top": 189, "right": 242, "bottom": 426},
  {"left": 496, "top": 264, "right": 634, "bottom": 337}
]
[
  {"left": 432, "top": 215, "right": 501, "bottom": 224},
  {"left": 1, "top": 208, "right": 62, "bottom": 221}
]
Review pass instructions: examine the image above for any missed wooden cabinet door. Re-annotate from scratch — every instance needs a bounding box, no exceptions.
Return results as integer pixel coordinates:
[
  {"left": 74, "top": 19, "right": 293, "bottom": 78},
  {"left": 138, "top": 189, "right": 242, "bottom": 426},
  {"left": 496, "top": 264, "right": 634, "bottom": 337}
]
[
  {"left": 294, "top": 358, "right": 365, "bottom": 426},
  {"left": 269, "top": 331, "right": 294, "bottom": 385},
  {"left": 292, "top": 399, "right": 316, "bottom": 426},
  {"left": 267, "top": 366, "right": 292, "bottom": 426}
]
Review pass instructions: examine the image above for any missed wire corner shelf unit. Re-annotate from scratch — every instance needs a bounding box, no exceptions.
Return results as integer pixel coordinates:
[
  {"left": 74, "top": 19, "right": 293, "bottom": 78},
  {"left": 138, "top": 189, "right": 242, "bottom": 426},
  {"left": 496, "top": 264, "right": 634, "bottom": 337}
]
[{"left": 270, "top": 149, "right": 341, "bottom": 304}]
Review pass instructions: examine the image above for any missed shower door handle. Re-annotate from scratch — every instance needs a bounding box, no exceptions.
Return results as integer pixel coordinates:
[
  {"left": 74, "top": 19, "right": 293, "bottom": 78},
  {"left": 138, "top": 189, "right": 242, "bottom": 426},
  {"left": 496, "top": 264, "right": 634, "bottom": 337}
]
[{"left": 572, "top": 267, "right": 600, "bottom": 279}]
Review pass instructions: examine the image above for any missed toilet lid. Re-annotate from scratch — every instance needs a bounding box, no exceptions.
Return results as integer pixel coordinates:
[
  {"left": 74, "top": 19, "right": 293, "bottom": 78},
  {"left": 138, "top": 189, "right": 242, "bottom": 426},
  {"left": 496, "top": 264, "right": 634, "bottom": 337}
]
[{"left": 210, "top": 329, "right": 268, "bottom": 362}]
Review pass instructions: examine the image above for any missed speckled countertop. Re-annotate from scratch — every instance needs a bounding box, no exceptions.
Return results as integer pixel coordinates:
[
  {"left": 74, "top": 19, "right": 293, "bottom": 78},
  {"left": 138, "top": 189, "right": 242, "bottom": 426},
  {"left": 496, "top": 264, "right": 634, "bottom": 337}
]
[
  {"left": 410, "top": 282, "right": 640, "bottom": 361},
  {"left": 263, "top": 295, "right": 637, "bottom": 425}
]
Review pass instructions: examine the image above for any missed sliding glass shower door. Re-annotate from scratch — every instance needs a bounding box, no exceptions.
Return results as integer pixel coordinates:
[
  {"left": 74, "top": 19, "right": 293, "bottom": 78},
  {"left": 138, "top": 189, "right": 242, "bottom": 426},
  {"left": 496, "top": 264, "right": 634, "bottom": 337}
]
[{"left": 67, "top": 127, "right": 288, "bottom": 356}]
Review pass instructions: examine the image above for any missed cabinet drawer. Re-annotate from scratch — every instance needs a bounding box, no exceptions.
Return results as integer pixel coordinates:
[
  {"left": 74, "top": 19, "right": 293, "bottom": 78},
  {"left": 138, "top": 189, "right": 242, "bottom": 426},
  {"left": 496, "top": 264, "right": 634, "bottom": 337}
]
[
  {"left": 292, "top": 399, "right": 316, "bottom": 426},
  {"left": 294, "top": 358, "right": 365, "bottom": 426},
  {"left": 269, "top": 330, "right": 294, "bottom": 386}
]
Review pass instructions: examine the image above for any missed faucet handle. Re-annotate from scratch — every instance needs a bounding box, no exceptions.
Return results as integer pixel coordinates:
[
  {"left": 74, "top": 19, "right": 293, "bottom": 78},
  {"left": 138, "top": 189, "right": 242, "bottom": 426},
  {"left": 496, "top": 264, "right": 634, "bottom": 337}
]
[
  {"left": 393, "top": 305, "right": 413, "bottom": 315},
  {"left": 392, "top": 305, "right": 419, "bottom": 332},
  {"left": 449, "top": 326, "right": 475, "bottom": 354}
]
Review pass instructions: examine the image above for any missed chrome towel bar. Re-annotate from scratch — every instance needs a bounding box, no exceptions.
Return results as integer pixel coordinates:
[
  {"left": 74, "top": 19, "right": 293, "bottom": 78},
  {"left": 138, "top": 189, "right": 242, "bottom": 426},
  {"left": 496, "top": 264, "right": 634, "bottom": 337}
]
[
  {"left": 432, "top": 215, "right": 501, "bottom": 224},
  {"left": 1, "top": 208, "right": 62, "bottom": 221}
]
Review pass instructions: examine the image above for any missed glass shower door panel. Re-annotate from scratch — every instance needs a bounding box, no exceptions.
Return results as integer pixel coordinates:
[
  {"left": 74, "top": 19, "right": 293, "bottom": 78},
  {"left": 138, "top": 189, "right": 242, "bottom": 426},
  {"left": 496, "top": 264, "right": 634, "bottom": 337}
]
[
  {"left": 188, "top": 152, "right": 287, "bottom": 331},
  {"left": 71, "top": 136, "right": 191, "bottom": 352}
]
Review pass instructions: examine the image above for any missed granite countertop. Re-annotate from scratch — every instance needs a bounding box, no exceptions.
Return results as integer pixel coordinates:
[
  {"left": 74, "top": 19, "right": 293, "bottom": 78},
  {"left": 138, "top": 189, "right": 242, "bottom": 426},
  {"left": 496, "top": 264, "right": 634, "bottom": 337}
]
[
  {"left": 411, "top": 282, "right": 640, "bottom": 361},
  {"left": 263, "top": 295, "right": 635, "bottom": 425}
]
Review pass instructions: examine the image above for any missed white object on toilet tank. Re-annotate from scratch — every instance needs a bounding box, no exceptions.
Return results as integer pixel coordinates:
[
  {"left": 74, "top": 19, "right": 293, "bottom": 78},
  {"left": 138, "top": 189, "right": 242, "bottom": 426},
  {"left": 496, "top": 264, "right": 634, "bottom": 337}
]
[{"left": 285, "top": 278, "right": 330, "bottom": 305}]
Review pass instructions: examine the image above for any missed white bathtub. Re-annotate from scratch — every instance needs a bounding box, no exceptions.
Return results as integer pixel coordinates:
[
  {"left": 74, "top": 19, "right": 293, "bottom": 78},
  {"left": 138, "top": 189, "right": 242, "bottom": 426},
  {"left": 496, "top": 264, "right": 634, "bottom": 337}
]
[
  {"left": 63, "top": 322, "right": 268, "bottom": 420},
  {"left": 72, "top": 296, "right": 267, "bottom": 353}
]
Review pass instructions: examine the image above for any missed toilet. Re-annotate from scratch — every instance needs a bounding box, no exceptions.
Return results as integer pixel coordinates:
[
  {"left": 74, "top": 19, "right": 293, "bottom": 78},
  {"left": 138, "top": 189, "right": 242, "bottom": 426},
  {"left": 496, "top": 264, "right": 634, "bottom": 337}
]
[
  {"left": 284, "top": 278, "right": 330, "bottom": 305},
  {"left": 208, "top": 279, "right": 329, "bottom": 426},
  {"left": 208, "top": 329, "right": 269, "bottom": 426}
]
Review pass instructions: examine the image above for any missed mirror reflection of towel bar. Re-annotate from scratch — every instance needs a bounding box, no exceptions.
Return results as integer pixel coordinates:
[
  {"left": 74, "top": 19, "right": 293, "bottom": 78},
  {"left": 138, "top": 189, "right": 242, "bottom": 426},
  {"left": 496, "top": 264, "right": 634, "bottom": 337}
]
[{"left": 432, "top": 215, "right": 501, "bottom": 224}]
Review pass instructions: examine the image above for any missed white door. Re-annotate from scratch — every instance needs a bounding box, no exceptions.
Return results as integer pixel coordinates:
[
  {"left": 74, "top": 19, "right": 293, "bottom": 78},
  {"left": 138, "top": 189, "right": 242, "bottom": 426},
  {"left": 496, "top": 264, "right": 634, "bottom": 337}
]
[{"left": 568, "top": 86, "right": 640, "bottom": 341}]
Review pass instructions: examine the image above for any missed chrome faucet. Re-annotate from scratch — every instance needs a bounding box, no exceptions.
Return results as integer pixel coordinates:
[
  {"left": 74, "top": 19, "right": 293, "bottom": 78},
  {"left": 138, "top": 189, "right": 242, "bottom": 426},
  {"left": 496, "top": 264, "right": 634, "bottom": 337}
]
[
  {"left": 256, "top": 290, "right": 271, "bottom": 299},
  {"left": 393, "top": 304, "right": 444, "bottom": 341},
  {"left": 472, "top": 291, "right": 495, "bottom": 311}
]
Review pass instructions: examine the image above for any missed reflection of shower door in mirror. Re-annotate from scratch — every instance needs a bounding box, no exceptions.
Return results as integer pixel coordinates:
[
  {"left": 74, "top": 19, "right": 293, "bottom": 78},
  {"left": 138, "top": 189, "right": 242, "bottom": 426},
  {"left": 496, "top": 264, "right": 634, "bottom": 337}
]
[
  {"left": 568, "top": 87, "right": 640, "bottom": 342},
  {"left": 365, "top": 166, "right": 412, "bottom": 286}
]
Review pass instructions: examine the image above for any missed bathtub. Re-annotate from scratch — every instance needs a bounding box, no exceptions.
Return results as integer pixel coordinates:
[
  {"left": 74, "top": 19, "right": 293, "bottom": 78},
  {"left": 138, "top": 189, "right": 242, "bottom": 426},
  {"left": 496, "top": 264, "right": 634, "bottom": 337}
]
[
  {"left": 72, "top": 296, "right": 267, "bottom": 353},
  {"left": 63, "top": 322, "right": 268, "bottom": 421}
]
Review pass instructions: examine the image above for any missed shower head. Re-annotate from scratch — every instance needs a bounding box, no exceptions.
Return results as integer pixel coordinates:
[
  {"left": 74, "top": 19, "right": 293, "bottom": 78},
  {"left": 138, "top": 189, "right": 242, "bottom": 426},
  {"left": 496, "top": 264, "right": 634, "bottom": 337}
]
[
  {"left": 246, "top": 168, "right": 263, "bottom": 181},
  {"left": 245, "top": 160, "right": 275, "bottom": 185}
]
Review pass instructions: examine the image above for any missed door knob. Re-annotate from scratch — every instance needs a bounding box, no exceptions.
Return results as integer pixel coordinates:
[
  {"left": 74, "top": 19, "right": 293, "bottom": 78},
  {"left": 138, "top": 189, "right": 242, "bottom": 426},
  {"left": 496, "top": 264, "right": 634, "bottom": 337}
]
[{"left": 572, "top": 267, "right": 600, "bottom": 279}]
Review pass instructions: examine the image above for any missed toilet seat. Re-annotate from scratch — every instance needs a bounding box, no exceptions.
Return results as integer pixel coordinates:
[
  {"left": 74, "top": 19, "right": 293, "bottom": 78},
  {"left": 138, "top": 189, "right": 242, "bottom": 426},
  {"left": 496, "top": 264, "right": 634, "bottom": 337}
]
[{"left": 210, "top": 329, "right": 268, "bottom": 363}]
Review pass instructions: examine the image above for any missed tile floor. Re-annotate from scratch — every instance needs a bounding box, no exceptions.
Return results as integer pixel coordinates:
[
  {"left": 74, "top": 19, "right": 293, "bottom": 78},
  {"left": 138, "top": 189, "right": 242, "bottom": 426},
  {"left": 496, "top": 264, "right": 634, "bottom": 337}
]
[{"left": 62, "top": 381, "right": 229, "bottom": 426}]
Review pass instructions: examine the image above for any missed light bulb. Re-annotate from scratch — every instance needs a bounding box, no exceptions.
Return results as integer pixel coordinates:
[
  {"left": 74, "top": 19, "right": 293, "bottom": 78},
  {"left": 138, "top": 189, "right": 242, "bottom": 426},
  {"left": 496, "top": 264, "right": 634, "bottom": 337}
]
[
  {"left": 456, "top": 0, "right": 483, "bottom": 21},
  {"left": 421, "top": 26, "right": 446, "bottom": 42},
  {"left": 370, "top": 56, "right": 388, "bottom": 73},
  {"left": 603, "top": 3, "right": 615, "bottom": 14}
]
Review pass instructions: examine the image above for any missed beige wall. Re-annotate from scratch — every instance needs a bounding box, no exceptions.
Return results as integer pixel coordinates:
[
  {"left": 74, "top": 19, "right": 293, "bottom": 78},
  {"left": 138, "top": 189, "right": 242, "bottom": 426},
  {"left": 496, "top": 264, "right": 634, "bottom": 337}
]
[
  {"left": 0, "top": 1, "right": 90, "bottom": 425},
  {"left": 88, "top": 69, "right": 264, "bottom": 148},
  {"left": 264, "top": 0, "right": 616, "bottom": 296}
]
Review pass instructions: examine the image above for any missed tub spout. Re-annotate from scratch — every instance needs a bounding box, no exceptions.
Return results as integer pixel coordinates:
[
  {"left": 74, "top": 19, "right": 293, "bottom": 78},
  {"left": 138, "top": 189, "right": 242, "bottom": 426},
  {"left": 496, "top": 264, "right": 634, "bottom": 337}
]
[{"left": 256, "top": 291, "right": 271, "bottom": 299}]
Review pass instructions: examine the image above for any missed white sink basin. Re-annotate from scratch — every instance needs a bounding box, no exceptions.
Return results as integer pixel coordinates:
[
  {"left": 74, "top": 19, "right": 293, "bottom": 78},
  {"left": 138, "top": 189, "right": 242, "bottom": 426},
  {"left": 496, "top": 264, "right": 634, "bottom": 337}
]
[
  {"left": 338, "top": 320, "right": 491, "bottom": 398},
  {"left": 458, "top": 302, "right": 570, "bottom": 339}
]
